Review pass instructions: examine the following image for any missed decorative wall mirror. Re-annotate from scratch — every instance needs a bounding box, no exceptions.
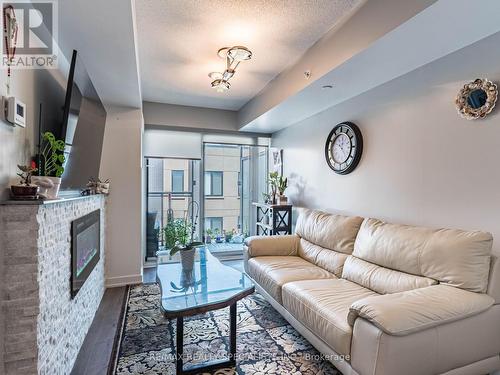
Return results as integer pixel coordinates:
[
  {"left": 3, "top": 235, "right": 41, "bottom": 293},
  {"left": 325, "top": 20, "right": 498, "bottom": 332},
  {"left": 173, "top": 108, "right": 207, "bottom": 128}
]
[{"left": 456, "top": 78, "right": 498, "bottom": 120}]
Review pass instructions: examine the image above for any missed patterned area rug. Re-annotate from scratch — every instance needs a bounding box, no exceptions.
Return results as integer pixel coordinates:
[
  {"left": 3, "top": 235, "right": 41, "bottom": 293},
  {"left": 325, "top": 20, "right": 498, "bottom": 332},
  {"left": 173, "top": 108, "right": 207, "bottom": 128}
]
[{"left": 114, "top": 284, "right": 341, "bottom": 374}]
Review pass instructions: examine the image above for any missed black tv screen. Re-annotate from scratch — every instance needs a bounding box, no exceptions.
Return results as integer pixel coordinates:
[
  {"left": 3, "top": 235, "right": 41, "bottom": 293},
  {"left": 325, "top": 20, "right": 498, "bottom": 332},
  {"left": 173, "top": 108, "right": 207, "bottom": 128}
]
[{"left": 60, "top": 50, "right": 107, "bottom": 190}]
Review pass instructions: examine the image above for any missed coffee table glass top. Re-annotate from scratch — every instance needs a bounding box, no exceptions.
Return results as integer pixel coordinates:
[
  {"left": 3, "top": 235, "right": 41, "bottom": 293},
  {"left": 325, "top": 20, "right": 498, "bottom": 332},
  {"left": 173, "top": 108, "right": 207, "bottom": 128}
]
[{"left": 157, "top": 247, "right": 254, "bottom": 315}]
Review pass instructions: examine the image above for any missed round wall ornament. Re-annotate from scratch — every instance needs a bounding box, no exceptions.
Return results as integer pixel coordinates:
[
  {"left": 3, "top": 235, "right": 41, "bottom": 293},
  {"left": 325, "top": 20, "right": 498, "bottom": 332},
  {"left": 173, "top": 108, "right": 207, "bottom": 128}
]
[{"left": 456, "top": 78, "right": 497, "bottom": 120}]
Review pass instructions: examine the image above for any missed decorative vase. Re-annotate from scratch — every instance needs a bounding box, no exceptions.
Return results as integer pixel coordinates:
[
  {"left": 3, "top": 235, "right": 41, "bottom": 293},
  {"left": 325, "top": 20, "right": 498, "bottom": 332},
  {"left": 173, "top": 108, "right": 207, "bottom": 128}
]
[
  {"left": 180, "top": 248, "right": 196, "bottom": 271},
  {"left": 32, "top": 176, "right": 61, "bottom": 199},
  {"left": 10, "top": 185, "right": 39, "bottom": 199},
  {"left": 278, "top": 194, "right": 288, "bottom": 204}
]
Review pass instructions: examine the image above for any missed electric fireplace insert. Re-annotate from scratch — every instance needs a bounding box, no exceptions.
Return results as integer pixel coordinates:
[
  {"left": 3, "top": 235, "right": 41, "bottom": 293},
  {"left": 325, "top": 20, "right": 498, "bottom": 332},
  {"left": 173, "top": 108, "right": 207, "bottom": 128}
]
[{"left": 71, "top": 209, "right": 100, "bottom": 298}]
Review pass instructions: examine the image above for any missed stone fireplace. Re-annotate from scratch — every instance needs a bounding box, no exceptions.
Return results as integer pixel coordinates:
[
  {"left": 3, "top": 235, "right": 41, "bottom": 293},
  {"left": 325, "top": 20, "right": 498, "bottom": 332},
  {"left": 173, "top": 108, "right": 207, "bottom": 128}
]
[{"left": 0, "top": 195, "right": 106, "bottom": 375}]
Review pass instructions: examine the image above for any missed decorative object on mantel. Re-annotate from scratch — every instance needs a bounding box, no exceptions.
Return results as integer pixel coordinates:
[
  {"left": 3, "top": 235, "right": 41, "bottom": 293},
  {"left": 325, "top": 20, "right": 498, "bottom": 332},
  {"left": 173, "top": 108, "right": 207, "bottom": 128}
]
[
  {"left": 81, "top": 178, "right": 110, "bottom": 196},
  {"left": 456, "top": 78, "right": 498, "bottom": 120},
  {"left": 162, "top": 217, "right": 203, "bottom": 270},
  {"left": 32, "top": 131, "right": 66, "bottom": 199},
  {"left": 325, "top": 121, "right": 363, "bottom": 175},
  {"left": 10, "top": 163, "right": 39, "bottom": 200}
]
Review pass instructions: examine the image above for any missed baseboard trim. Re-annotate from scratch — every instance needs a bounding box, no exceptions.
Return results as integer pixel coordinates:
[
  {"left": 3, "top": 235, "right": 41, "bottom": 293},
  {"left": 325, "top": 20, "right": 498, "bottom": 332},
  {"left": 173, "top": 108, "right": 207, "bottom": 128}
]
[{"left": 106, "top": 274, "right": 142, "bottom": 288}]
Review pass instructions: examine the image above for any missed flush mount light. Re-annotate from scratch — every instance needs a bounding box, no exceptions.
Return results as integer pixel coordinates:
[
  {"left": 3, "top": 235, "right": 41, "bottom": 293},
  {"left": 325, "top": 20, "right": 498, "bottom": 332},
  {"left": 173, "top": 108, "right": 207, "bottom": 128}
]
[{"left": 209, "top": 45, "right": 252, "bottom": 92}]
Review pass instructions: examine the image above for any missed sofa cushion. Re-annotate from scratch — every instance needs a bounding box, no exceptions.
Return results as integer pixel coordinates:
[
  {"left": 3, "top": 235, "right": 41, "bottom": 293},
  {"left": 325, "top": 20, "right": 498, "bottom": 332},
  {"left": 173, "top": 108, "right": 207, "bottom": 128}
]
[
  {"left": 342, "top": 256, "right": 437, "bottom": 294},
  {"left": 353, "top": 218, "right": 492, "bottom": 293},
  {"left": 246, "top": 256, "right": 335, "bottom": 304},
  {"left": 298, "top": 239, "right": 349, "bottom": 277},
  {"left": 295, "top": 209, "right": 364, "bottom": 253},
  {"left": 282, "top": 278, "right": 379, "bottom": 356}
]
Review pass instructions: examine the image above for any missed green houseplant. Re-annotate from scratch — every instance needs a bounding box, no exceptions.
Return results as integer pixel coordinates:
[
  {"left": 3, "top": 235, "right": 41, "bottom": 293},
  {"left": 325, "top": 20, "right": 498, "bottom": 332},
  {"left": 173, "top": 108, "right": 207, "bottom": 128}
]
[
  {"left": 32, "top": 131, "right": 66, "bottom": 199},
  {"left": 10, "top": 163, "right": 39, "bottom": 199},
  {"left": 163, "top": 218, "right": 203, "bottom": 270},
  {"left": 268, "top": 171, "right": 288, "bottom": 204}
]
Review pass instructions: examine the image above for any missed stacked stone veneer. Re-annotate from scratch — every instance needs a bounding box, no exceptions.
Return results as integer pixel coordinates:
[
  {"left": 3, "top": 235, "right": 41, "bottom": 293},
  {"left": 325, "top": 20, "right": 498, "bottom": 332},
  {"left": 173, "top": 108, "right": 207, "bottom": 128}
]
[{"left": 0, "top": 195, "right": 106, "bottom": 374}]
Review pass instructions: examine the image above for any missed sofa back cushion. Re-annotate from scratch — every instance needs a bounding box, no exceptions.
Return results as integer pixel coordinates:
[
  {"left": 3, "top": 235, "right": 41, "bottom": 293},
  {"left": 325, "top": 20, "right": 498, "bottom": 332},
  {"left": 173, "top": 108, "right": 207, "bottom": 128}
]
[
  {"left": 295, "top": 209, "right": 364, "bottom": 253},
  {"left": 342, "top": 256, "right": 437, "bottom": 294},
  {"left": 353, "top": 218, "right": 492, "bottom": 293},
  {"left": 299, "top": 239, "right": 349, "bottom": 277}
]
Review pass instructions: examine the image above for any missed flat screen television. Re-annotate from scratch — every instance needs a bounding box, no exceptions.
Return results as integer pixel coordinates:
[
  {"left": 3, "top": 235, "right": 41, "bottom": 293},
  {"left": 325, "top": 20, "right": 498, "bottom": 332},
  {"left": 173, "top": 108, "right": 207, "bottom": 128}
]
[
  {"left": 46, "top": 49, "right": 107, "bottom": 190},
  {"left": 60, "top": 50, "right": 107, "bottom": 190}
]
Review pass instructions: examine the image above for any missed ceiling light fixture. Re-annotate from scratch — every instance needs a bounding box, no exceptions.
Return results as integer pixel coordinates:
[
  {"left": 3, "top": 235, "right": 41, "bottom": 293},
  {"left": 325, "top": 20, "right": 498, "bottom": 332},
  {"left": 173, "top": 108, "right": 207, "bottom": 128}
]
[{"left": 209, "top": 45, "right": 252, "bottom": 92}]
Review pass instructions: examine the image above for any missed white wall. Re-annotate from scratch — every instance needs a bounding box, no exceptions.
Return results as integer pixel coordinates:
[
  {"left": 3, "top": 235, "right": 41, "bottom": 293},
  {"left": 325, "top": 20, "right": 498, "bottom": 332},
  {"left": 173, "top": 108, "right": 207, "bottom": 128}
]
[
  {"left": 0, "top": 69, "right": 52, "bottom": 201},
  {"left": 272, "top": 32, "right": 500, "bottom": 260},
  {"left": 100, "top": 106, "right": 144, "bottom": 286}
]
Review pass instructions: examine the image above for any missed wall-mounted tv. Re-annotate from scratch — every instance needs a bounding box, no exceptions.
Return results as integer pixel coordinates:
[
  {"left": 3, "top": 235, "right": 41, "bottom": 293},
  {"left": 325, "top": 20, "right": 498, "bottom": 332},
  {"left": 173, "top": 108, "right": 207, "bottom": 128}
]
[{"left": 59, "top": 50, "right": 107, "bottom": 190}]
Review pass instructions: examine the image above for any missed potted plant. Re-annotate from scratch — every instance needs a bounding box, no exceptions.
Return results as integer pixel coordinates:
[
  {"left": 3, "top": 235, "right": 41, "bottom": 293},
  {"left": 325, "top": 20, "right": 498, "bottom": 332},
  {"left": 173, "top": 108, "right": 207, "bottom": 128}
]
[
  {"left": 214, "top": 228, "right": 223, "bottom": 243},
  {"left": 225, "top": 229, "right": 234, "bottom": 243},
  {"left": 10, "top": 163, "right": 39, "bottom": 199},
  {"left": 163, "top": 218, "right": 203, "bottom": 270},
  {"left": 262, "top": 192, "right": 271, "bottom": 204},
  {"left": 268, "top": 171, "right": 278, "bottom": 204},
  {"left": 32, "top": 131, "right": 66, "bottom": 199},
  {"left": 205, "top": 228, "right": 213, "bottom": 244},
  {"left": 268, "top": 172, "right": 288, "bottom": 204}
]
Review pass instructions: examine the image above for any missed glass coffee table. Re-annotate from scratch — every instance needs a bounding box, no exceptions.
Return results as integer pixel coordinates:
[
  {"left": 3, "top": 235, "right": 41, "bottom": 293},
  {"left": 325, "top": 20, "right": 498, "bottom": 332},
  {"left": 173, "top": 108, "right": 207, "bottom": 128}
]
[{"left": 156, "top": 247, "right": 255, "bottom": 375}]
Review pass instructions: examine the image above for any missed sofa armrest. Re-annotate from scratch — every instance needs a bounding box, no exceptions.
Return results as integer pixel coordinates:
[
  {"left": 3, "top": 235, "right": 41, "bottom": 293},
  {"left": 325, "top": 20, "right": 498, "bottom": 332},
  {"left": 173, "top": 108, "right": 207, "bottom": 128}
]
[
  {"left": 348, "top": 285, "right": 494, "bottom": 336},
  {"left": 244, "top": 235, "right": 299, "bottom": 258}
]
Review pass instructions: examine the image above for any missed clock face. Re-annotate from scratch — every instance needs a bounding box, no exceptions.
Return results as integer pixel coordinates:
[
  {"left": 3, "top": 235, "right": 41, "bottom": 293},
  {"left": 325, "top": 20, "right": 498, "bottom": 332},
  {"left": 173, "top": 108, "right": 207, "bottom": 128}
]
[{"left": 325, "top": 122, "right": 363, "bottom": 174}]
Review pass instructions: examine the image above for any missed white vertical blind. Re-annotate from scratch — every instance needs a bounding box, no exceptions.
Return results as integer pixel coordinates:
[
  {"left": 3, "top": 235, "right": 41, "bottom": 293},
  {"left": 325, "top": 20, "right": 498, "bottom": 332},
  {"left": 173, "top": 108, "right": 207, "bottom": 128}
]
[{"left": 143, "top": 129, "right": 202, "bottom": 159}]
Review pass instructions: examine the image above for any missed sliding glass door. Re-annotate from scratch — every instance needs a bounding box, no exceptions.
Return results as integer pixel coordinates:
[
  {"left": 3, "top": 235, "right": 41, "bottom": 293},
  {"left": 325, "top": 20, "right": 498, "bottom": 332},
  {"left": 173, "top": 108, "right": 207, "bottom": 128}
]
[
  {"left": 203, "top": 143, "right": 268, "bottom": 257},
  {"left": 145, "top": 157, "right": 201, "bottom": 260}
]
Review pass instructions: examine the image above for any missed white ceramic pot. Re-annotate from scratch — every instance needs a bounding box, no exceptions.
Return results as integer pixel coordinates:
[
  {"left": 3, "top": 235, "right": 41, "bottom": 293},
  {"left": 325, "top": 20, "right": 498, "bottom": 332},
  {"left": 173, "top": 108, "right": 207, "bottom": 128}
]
[
  {"left": 31, "top": 176, "right": 61, "bottom": 199},
  {"left": 180, "top": 248, "right": 196, "bottom": 271}
]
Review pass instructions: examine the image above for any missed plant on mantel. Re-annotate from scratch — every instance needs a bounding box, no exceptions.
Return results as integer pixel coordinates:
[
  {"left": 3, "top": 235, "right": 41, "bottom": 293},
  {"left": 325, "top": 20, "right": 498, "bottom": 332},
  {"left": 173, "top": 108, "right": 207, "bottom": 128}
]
[
  {"left": 10, "top": 163, "right": 39, "bottom": 199},
  {"left": 31, "top": 131, "right": 66, "bottom": 199},
  {"left": 39, "top": 131, "right": 66, "bottom": 177}
]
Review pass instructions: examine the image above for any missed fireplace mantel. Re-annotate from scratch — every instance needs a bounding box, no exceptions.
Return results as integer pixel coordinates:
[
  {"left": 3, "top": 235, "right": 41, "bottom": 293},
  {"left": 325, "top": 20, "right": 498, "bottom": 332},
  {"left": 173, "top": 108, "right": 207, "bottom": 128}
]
[{"left": 0, "top": 195, "right": 106, "bottom": 375}]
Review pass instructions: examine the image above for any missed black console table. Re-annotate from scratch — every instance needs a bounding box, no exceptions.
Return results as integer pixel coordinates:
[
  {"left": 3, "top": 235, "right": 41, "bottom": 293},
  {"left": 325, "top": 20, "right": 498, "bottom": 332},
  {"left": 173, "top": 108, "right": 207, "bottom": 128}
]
[{"left": 253, "top": 202, "right": 292, "bottom": 235}]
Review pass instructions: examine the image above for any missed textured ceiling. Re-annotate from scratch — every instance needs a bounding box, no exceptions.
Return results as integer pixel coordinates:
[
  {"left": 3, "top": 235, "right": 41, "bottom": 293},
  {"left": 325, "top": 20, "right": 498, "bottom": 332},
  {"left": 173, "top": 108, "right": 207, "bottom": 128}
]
[{"left": 135, "top": 0, "right": 363, "bottom": 110}]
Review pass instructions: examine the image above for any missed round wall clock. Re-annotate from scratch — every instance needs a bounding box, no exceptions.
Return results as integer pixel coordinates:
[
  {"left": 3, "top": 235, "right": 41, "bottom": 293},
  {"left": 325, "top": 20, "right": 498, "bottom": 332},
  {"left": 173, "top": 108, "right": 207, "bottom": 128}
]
[{"left": 325, "top": 121, "right": 363, "bottom": 174}]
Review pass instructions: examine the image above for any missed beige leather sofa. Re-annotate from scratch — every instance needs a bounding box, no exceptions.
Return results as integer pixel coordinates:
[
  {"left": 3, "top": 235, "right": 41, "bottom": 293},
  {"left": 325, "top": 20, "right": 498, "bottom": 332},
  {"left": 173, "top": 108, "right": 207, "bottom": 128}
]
[{"left": 244, "top": 209, "right": 500, "bottom": 375}]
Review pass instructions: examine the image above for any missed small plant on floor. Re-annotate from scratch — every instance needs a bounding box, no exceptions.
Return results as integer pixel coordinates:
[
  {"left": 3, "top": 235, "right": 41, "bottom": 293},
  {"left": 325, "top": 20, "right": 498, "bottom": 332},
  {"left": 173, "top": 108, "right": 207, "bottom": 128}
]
[
  {"left": 205, "top": 228, "right": 213, "bottom": 244},
  {"left": 214, "top": 228, "right": 223, "bottom": 243},
  {"left": 162, "top": 218, "right": 203, "bottom": 256},
  {"left": 225, "top": 229, "right": 234, "bottom": 243}
]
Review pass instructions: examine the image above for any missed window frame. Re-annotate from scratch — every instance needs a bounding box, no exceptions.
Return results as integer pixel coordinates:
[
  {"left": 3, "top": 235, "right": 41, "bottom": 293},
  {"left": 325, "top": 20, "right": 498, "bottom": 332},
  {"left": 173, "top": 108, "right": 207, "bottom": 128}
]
[
  {"left": 205, "top": 171, "right": 223, "bottom": 197},
  {"left": 171, "top": 170, "right": 185, "bottom": 193},
  {"left": 205, "top": 217, "right": 223, "bottom": 232}
]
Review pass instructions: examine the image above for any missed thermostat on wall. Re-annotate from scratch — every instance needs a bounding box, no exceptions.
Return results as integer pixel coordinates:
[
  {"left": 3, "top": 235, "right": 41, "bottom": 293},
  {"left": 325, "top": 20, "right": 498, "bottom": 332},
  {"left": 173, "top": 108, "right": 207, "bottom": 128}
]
[{"left": 4, "top": 96, "right": 26, "bottom": 127}]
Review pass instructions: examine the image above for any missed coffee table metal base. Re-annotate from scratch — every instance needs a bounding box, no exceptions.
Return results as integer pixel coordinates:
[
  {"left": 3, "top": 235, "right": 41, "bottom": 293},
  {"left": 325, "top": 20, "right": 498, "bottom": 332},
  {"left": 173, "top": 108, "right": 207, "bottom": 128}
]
[{"left": 176, "top": 303, "right": 237, "bottom": 375}]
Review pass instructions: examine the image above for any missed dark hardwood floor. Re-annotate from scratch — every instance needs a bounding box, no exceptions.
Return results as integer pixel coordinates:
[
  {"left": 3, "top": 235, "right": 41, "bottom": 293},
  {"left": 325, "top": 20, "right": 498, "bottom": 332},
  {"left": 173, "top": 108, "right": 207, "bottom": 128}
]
[{"left": 71, "top": 287, "right": 127, "bottom": 375}]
